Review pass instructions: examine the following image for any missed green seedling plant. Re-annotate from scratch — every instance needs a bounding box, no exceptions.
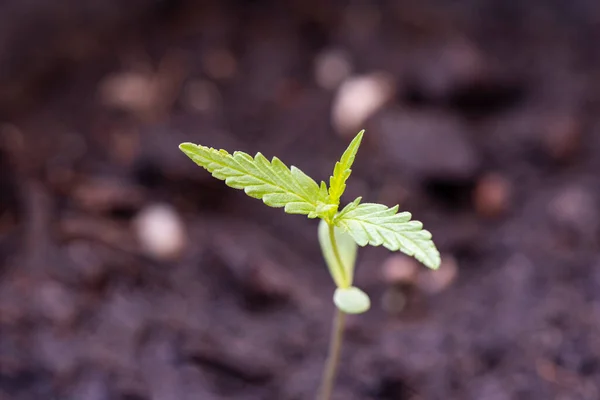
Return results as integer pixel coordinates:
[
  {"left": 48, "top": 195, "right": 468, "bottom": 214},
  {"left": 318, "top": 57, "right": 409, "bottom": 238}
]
[{"left": 179, "top": 130, "right": 440, "bottom": 400}]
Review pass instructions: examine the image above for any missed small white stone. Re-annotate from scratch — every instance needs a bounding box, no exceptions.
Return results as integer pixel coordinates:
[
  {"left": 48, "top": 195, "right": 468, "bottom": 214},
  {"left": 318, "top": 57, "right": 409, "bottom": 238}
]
[
  {"left": 314, "top": 48, "right": 352, "bottom": 90},
  {"left": 331, "top": 72, "right": 395, "bottom": 136},
  {"left": 134, "top": 204, "right": 186, "bottom": 261},
  {"left": 99, "top": 71, "right": 157, "bottom": 113}
]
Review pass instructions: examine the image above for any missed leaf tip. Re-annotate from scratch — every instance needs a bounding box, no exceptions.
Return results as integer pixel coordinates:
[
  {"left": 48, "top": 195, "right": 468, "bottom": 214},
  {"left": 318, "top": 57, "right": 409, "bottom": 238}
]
[
  {"left": 425, "top": 250, "right": 442, "bottom": 270},
  {"left": 434, "top": 254, "right": 442, "bottom": 269},
  {"left": 178, "top": 142, "right": 196, "bottom": 153},
  {"left": 348, "top": 129, "right": 364, "bottom": 151}
]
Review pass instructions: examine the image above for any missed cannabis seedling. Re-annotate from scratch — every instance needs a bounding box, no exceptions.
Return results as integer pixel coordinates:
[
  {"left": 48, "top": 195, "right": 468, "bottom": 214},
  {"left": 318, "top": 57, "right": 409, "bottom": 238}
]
[{"left": 179, "top": 130, "right": 440, "bottom": 400}]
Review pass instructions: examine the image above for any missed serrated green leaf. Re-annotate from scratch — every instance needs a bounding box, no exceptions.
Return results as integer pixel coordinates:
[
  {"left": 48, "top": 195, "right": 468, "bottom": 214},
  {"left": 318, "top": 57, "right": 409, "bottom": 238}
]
[
  {"left": 334, "top": 198, "right": 441, "bottom": 269},
  {"left": 179, "top": 143, "right": 328, "bottom": 217},
  {"left": 328, "top": 130, "right": 364, "bottom": 207},
  {"left": 319, "top": 181, "right": 330, "bottom": 202}
]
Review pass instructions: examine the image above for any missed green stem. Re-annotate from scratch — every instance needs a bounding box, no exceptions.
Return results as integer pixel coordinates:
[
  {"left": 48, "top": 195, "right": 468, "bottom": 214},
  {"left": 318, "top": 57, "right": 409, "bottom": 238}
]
[
  {"left": 328, "top": 222, "right": 348, "bottom": 287},
  {"left": 318, "top": 307, "right": 346, "bottom": 400}
]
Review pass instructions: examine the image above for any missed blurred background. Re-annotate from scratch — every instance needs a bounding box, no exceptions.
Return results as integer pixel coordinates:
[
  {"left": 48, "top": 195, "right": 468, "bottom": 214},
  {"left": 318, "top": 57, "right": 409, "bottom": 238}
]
[{"left": 1, "top": 0, "right": 600, "bottom": 399}]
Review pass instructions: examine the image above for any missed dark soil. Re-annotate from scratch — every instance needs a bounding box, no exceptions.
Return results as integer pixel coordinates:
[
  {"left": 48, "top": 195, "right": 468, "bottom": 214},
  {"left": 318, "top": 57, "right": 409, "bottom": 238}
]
[{"left": 1, "top": 1, "right": 600, "bottom": 399}]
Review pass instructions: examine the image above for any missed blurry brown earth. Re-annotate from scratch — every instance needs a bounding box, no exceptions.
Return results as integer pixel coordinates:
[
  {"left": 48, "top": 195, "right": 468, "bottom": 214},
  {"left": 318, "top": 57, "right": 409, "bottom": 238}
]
[{"left": 1, "top": 1, "right": 600, "bottom": 399}]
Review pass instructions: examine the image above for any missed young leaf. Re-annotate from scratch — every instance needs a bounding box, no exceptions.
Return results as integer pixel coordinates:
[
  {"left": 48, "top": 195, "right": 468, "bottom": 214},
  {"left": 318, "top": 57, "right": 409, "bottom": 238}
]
[
  {"left": 179, "top": 143, "right": 328, "bottom": 217},
  {"left": 333, "top": 286, "right": 371, "bottom": 314},
  {"left": 334, "top": 198, "right": 441, "bottom": 269},
  {"left": 328, "top": 130, "right": 364, "bottom": 207}
]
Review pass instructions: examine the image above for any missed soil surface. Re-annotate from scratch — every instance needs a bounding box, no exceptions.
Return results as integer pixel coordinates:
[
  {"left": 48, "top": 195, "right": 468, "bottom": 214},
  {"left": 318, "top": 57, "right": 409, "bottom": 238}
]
[{"left": 1, "top": 1, "right": 600, "bottom": 399}]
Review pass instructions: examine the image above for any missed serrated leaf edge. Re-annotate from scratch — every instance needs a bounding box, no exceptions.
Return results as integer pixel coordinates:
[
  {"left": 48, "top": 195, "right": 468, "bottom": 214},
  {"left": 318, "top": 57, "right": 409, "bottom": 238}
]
[
  {"left": 334, "top": 198, "right": 441, "bottom": 269},
  {"left": 328, "top": 130, "right": 364, "bottom": 207},
  {"left": 179, "top": 143, "right": 328, "bottom": 217}
]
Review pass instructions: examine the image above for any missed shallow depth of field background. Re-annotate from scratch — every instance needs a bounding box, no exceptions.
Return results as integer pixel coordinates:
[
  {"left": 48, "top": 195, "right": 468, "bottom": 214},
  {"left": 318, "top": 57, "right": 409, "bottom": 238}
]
[{"left": 1, "top": 1, "right": 600, "bottom": 399}]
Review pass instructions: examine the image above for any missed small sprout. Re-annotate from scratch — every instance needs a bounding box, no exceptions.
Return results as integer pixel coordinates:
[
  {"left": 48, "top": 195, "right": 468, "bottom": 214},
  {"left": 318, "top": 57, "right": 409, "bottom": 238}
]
[{"left": 179, "top": 129, "right": 440, "bottom": 400}]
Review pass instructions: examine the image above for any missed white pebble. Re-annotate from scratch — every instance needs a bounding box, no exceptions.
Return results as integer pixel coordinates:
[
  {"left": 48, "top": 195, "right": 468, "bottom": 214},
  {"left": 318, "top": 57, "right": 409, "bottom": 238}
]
[
  {"left": 331, "top": 72, "right": 394, "bottom": 136},
  {"left": 99, "top": 71, "right": 156, "bottom": 113},
  {"left": 314, "top": 48, "right": 352, "bottom": 90},
  {"left": 134, "top": 204, "right": 186, "bottom": 261}
]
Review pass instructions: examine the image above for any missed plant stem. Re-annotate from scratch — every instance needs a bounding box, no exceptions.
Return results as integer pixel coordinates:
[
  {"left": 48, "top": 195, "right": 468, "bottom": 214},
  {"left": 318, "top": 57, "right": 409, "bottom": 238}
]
[
  {"left": 318, "top": 307, "right": 346, "bottom": 400},
  {"left": 328, "top": 222, "right": 348, "bottom": 286},
  {"left": 317, "top": 223, "right": 349, "bottom": 399}
]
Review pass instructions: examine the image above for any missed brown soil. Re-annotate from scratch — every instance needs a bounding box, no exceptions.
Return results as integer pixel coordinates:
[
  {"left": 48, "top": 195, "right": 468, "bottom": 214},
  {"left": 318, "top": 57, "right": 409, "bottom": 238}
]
[{"left": 1, "top": 1, "right": 600, "bottom": 399}]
